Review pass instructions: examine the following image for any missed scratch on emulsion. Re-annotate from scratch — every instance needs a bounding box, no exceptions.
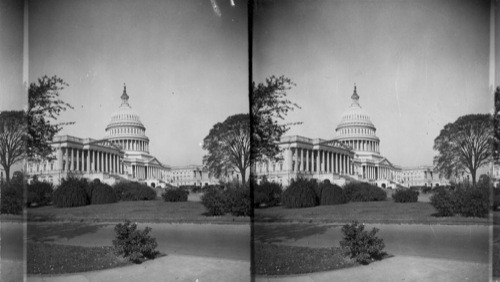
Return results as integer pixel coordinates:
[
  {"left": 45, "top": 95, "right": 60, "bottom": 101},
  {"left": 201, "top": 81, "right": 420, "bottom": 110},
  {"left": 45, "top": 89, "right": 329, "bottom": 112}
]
[
  {"left": 395, "top": 58, "right": 402, "bottom": 117},
  {"left": 210, "top": 0, "right": 222, "bottom": 17}
]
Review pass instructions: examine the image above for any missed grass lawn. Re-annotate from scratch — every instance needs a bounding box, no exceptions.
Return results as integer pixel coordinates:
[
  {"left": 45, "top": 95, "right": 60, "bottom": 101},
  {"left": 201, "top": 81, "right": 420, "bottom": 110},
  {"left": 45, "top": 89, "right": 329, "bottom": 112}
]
[
  {"left": 27, "top": 242, "right": 134, "bottom": 275},
  {"left": 254, "top": 243, "right": 360, "bottom": 275},
  {"left": 28, "top": 199, "right": 249, "bottom": 224},
  {"left": 255, "top": 200, "right": 490, "bottom": 225}
]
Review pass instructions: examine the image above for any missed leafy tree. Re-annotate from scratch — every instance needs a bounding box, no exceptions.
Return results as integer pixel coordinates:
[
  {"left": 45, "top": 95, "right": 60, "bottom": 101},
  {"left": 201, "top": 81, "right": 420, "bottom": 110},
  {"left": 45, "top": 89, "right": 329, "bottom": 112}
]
[
  {"left": 203, "top": 114, "right": 250, "bottom": 183},
  {"left": 433, "top": 114, "right": 493, "bottom": 187},
  {"left": 0, "top": 111, "right": 26, "bottom": 183},
  {"left": 251, "top": 76, "right": 300, "bottom": 162},
  {"left": 27, "top": 75, "right": 73, "bottom": 160}
]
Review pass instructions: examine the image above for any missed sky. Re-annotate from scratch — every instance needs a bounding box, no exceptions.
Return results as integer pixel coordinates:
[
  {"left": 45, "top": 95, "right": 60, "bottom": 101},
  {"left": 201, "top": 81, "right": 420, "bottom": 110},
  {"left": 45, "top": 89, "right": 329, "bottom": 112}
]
[
  {"left": 26, "top": 0, "right": 248, "bottom": 166},
  {"left": 254, "top": 0, "right": 496, "bottom": 168},
  {"left": 0, "top": 0, "right": 25, "bottom": 111}
]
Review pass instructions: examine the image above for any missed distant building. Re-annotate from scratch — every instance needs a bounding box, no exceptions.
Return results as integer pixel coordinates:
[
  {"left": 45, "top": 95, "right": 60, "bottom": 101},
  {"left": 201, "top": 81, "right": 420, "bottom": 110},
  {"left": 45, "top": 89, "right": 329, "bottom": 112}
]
[
  {"left": 167, "top": 164, "right": 218, "bottom": 187},
  {"left": 254, "top": 86, "right": 402, "bottom": 188},
  {"left": 26, "top": 85, "right": 215, "bottom": 187},
  {"left": 398, "top": 166, "right": 449, "bottom": 188}
]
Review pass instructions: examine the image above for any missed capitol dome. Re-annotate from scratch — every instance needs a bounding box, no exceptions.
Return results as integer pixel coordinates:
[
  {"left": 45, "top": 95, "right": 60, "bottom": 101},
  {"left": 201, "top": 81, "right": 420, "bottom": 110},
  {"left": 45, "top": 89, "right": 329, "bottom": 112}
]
[
  {"left": 335, "top": 85, "right": 380, "bottom": 154},
  {"left": 105, "top": 85, "right": 150, "bottom": 153}
]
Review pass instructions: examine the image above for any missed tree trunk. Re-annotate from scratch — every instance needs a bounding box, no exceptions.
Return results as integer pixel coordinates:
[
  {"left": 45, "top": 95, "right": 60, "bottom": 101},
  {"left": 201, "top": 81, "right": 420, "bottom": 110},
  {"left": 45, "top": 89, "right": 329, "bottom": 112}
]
[
  {"left": 471, "top": 168, "right": 477, "bottom": 188},
  {"left": 240, "top": 168, "right": 246, "bottom": 184},
  {"left": 4, "top": 165, "right": 10, "bottom": 183}
]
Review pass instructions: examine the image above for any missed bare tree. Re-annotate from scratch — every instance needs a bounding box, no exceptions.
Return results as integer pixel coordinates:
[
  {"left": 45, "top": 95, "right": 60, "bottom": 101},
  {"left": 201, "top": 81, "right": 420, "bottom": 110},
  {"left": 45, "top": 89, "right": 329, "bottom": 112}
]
[{"left": 0, "top": 111, "right": 26, "bottom": 183}]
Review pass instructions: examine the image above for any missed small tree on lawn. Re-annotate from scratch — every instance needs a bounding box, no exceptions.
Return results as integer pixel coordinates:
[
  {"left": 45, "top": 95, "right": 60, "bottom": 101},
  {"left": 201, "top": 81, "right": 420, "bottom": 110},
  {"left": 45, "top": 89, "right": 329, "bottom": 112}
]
[
  {"left": 203, "top": 114, "right": 250, "bottom": 183},
  {"left": 433, "top": 114, "right": 493, "bottom": 187}
]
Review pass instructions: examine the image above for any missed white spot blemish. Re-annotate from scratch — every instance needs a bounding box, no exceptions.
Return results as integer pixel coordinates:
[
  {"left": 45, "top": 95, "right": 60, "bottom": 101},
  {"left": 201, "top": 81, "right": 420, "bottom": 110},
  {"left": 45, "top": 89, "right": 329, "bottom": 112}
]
[{"left": 210, "top": 0, "right": 222, "bottom": 17}]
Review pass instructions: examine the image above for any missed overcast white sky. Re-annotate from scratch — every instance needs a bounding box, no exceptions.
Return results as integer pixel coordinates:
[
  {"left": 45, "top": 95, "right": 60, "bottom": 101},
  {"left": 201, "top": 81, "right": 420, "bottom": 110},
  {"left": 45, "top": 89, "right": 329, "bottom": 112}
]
[
  {"left": 21, "top": 0, "right": 248, "bottom": 166},
  {"left": 1, "top": 0, "right": 498, "bottom": 169},
  {"left": 254, "top": 0, "right": 497, "bottom": 168}
]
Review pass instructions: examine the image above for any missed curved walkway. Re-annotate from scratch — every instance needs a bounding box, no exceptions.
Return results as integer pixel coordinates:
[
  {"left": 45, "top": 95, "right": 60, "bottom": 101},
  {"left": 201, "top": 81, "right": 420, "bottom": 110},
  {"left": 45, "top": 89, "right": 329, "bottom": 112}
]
[{"left": 255, "top": 223, "right": 490, "bottom": 282}]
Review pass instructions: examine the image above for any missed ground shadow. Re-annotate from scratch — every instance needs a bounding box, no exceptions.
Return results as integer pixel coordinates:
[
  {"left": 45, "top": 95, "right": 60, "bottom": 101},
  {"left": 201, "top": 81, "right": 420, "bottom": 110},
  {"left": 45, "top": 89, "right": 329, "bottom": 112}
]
[
  {"left": 254, "top": 223, "right": 336, "bottom": 244},
  {"left": 27, "top": 222, "right": 110, "bottom": 243}
]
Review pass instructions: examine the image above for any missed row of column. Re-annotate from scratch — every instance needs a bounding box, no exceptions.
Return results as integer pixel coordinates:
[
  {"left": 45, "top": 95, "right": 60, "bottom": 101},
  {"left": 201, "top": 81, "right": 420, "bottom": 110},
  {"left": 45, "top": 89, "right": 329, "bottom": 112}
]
[
  {"left": 290, "top": 148, "right": 353, "bottom": 175},
  {"left": 59, "top": 147, "right": 123, "bottom": 174},
  {"left": 343, "top": 139, "right": 379, "bottom": 153},
  {"left": 363, "top": 165, "right": 377, "bottom": 180},
  {"left": 114, "top": 139, "right": 149, "bottom": 152},
  {"left": 131, "top": 165, "right": 163, "bottom": 180}
]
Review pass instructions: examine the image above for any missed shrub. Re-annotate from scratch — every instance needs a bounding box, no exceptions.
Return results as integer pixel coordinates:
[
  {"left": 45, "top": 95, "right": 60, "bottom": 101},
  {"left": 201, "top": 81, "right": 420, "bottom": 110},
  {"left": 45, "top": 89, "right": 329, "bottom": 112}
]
[
  {"left": 343, "top": 182, "right": 387, "bottom": 202},
  {"left": 430, "top": 189, "right": 455, "bottom": 216},
  {"left": 392, "top": 189, "right": 418, "bottom": 203},
  {"left": 1, "top": 181, "right": 24, "bottom": 214},
  {"left": 430, "top": 185, "right": 489, "bottom": 218},
  {"left": 113, "top": 182, "right": 157, "bottom": 201},
  {"left": 340, "top": 221, "right": 386, "bottom": 264},
  {"left": 201, "top": 186, "right": 227, "bottom": 216},
  {"left": 161, "top": 188, "right": 189, "bottom": 202},
  {"left": 281, "top": 178, "right": 318, "bottom": 208},
  {"left": 225, "top": 182, "right": 252, "bottom": 216},
  {"left": 52, "top": 177, "right": 90, "bottom": 208},
  {"left": 421, "top": 186, "right": 432, "bottom": 194},
  {"left": 319, "top": 182, "right": 346, "bottom": 205},
  {"left": 191, "top": 186, "right": 202, "bottom": 193},
  {"left": 89, "top": 181, "right": 117, "bottom": 205},
  {"left": 452, "top": 186, "right": 489, "bottom": 218},
  {"left": 112, "top": 220, "right": 159, "bottom": 263},
  {"left": 27, "top": 181, "right": 53, "bottom": 207},
  {"left": 253, "top": 180, "right": 282, "bottom": 208}
]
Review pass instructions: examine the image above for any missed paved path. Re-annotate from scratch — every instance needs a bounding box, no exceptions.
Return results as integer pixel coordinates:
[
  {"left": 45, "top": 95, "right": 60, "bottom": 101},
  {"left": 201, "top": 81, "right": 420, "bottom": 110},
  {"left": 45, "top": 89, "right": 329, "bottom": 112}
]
[{"left": 255, "top": 223, "right": 490, "bottom": 281}]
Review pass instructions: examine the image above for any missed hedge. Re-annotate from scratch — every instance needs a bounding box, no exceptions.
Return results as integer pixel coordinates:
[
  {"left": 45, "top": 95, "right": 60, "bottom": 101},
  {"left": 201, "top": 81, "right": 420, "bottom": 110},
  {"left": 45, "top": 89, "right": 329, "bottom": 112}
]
[
  {"left": 89, "top": 180, "right": 117, "bottom": 205},
  {"left": 52, "top": 177, "right": 90, "bottom": 208},
  {"left": 113, "top": 182, "right": 157, "bottom": 201},
  {"left": 253, "top": 180, "right": 282, "bottom": 208},
  {"left": 281, "top": 178, "right": 318, "bottom": 208},
  {"left": 343, "top": 182, "right": 387, "bottom": 202},
  {"left": 392, "top": 189, "right": 418, "bottom": 203},
  {"left": 162, "top": 188, "right": 189, "bottom": 202},
  {"left": 27, "top": 181, "right": 53, "bottom": 207},
  {"left": 320, "top": 181, "right": 347, "bottom": 205}
]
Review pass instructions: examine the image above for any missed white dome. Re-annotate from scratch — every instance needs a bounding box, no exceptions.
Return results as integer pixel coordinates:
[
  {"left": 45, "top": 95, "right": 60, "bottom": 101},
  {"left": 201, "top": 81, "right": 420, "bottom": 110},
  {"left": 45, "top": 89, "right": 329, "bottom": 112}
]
[
  {"left": 335, "top": 86, "right": 380, "bottom": 153},
  {"left": 104, "top": 85, "right": 149, "bottom": 153}
]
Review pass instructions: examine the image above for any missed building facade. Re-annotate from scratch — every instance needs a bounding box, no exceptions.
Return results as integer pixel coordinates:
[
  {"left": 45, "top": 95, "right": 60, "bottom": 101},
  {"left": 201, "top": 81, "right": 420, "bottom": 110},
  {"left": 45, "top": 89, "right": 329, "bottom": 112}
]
[
  {"left": 254, "top": 86, "right": 422, "bottom": 188},
  {"left": 398, "top": 166, "right": 449, "bottom": 188},
  {"left": 27, "top": 85, "right": 210, "bottom": 187}
]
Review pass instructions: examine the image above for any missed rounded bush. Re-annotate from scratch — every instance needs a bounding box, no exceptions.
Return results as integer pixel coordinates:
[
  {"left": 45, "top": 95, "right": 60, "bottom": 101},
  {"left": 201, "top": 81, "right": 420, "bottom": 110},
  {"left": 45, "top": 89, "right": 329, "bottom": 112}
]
[
  {"left": 53, "top": 177, "right": 90, "bottom": 208},
  {"left": 453, "top": 187, "right": 489, "bottom": 218},
  {"left": 113, "top": 182, "right": 157, "bottom": 201},
  {"left": 27, "top": 181, "right": 53, "bottom": 207},
  {"left": 1, "top": 182, "right": 24, "bottom": 214},
  {"left": 430, "top": 189, "right": 455, "bottom": 216},
  {"left": 343, "top": 182, "right": 387, "bottom": 202},
  {"left": 90, "top": 182, "right": 117, "bottom": 205},
  {"left": 340, "top": 221, "right": 386, "bottom": 264},
  {"left": 392, "top": 189, "right": 418, "bottom": 203},
  {"left": 225, "top": 183, "right": 252, "bottom": 216},
  {"left": 112, "top": 220, "right": 159, "bottom": 263},
  {"left": 162, "top": 188, "right": 189, "bottom": 202},
  {"left": 201, "top": 186, "right": 227, "bottom": 216},
  {"left": 253, "top": 180, "right": 282, "bottom": 208},
  {"left": 320, "top": 182, "right": 346, "bottom": 205},
  {"left": 282, "top": 178, "right": 318, "bottom": 208}
]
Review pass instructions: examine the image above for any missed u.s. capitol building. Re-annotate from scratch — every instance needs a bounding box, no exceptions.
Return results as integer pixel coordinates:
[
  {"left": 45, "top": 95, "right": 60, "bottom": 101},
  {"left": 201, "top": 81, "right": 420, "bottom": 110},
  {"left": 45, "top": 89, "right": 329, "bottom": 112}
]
[
  {"left": 252, "top": 86, "right": 449, "bottom": 188},
  {"left": 26, "top": 85, "right": 218, "bottom": 187}
]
